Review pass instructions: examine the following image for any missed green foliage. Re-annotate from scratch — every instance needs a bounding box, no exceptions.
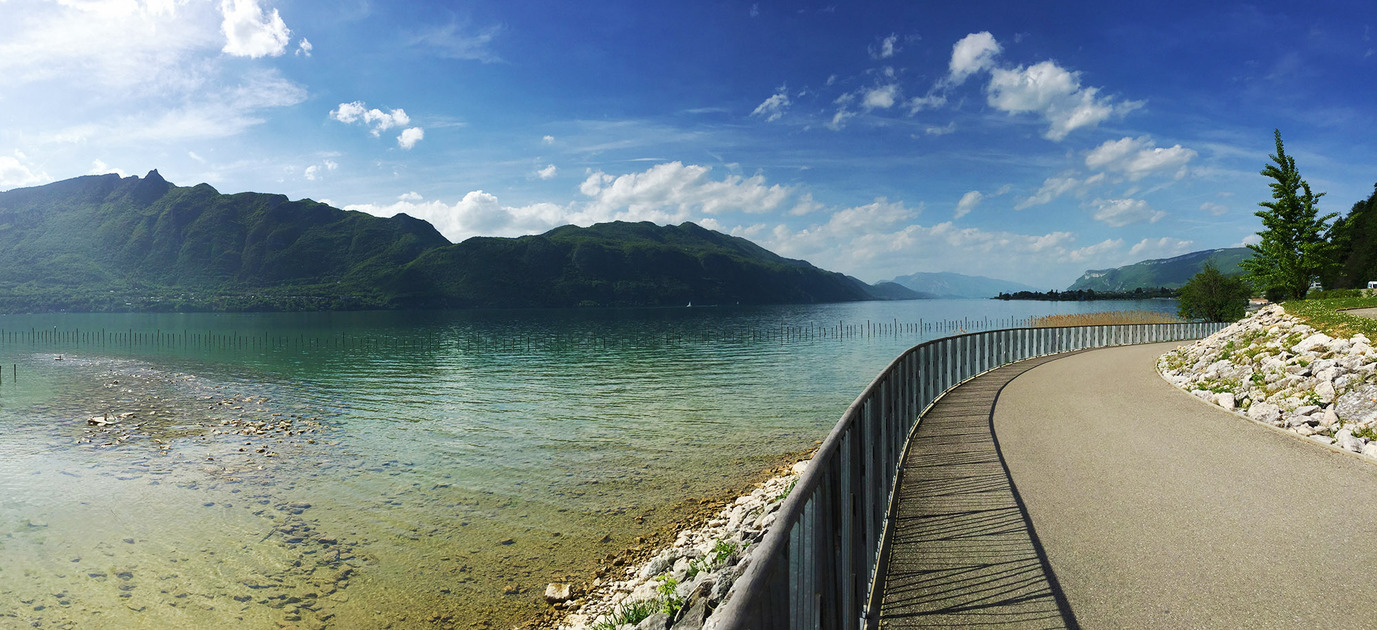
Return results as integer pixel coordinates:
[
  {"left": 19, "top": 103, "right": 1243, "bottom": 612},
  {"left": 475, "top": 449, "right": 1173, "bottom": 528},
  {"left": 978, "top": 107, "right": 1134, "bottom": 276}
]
[
  {"left": 1176, "top": 261, "right": 1250, "bottom": 322},
  {"left": 1321, "top": 184, "right": 1377, "bottom": 289},
  {"left": 592, "top": 598, "right": 661, "bottom": 630},
  {"left": 1282, "top": 295, "right": 1377, "bottom": 339},
  {"left": 657, "top": 576, "right": 685, "bottom": 617},
  {"left": 1240, "top": 130, "right": 1337, "bottom": 301}
]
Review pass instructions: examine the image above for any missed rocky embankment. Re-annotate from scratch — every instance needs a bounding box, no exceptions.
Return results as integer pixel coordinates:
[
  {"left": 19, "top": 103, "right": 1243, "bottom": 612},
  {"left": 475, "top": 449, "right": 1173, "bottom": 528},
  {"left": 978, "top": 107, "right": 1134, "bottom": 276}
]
[
  {"left": 551, "top": 462, "right": 805, "bottom": 630},
  {"left": 1159, "top": 304, "right": 1377, "bottom": 456}
]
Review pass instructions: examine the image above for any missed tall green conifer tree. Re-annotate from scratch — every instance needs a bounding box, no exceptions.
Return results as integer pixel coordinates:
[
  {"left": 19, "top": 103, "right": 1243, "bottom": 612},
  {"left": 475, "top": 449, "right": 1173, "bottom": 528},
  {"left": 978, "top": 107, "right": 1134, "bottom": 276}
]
[{"left": 1240, "top": 129, "right": 1335, "bottom": 301}]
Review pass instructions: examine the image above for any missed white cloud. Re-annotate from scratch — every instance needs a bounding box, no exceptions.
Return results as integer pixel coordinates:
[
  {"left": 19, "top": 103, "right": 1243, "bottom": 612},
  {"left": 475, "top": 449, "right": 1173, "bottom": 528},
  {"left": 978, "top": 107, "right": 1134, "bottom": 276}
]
[
  {"left": 924, "top": 122, "right": 957, "bottom": 136},
  {"left": 948, "top": 32, "right": 1001, "bottom": 85},
  {"left": 577, "top": 162, "right": 792, "bottom": 222},
  {"left": 295, "top": 37, "right": 312, "bottom": 57},
  {"left": 188, "top": 151, "right": 206, "bottom": 163},
  {"left": 828, "top": 108, "right": 856, "bottom": 130},
  {"left": 542, "top": 135, "right": 556, "bottom": 144},
  {"left": 397, "top": 127, "right": 425, "bottom": 149},
  {"left": 1015, "top": 173, "right": 1103, "bottom": 210},
  {"left": 986, "top": 61, "right": 1140, "bottom": 141},
  {"left": 1085, "top": 136, "right": 1196, "bottom": 180},
  {"left": 535, "top": 164, "right": 558, "bottom": 180},
  {"left": 47, "top": 69, "right": 307, "bottom": 143},
  {"left": 862, "top": 84, "right": 900, "bottom": 111},
  {"left": 1065, "top": 238, "right": 1124, "bottom": 263},
  {"left": 410, "top": 19, "right": 502, "bottom": 63},
  {"left": 1127, "top": 237, "right": 1194, "bottom": 259},
  {"left": 906, "top": 93, "right": 947, "bottom": 114},
  {"left": 399, "top": 191, "right": 423, "bottom": 202},
  {"left": 1239, "top": 234, "right": 1262, "bottom": 247},
  {"left": 1090, "top": 198, "right": 1165, "bottom": 227},
  {"left": 219, "top": 0, "right": 291, "bottom": 58},
  {"left": 751, "top": 86, "right": 791, "bottom": 122},
  {"left": 872, "top": 33, "right": 899, "bottom": 59},
  {"left": 332, "top": 102, "right": 413, "bottom": 137},
  {"left": 348, "top": 191, "right": 567, "bottom": 243},
  {"left": 303, "top": 159, "right": 337, "bottom": 181},
  {"left": 0, "top": 0, "right": 214, "bottom": 89},
  {"left": 1200, "top": 202, "right": 1228, "bottom": 216},
  {"left": 954, "top": 191, "right": 982, "bottom": 219},
  {"left": 0, "top": 153, "right": 48, "bottom": 189},
  {"left": 89, "top": 159, "right": 127, "bottom": 177}
]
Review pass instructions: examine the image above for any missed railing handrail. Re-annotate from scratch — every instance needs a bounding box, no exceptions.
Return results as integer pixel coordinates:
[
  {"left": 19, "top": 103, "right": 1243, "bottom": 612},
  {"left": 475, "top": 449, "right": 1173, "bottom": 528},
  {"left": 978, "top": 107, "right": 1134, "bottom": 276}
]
[{"left": 706, "top": 322, "right": 1226, "bottom": 629}]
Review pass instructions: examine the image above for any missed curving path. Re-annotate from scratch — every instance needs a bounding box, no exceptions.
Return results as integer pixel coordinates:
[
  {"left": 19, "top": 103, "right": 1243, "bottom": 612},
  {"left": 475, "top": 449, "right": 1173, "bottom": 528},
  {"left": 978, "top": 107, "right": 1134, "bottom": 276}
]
[{"left": 878, "top": 341, "right": 1377, "bottom": 629}]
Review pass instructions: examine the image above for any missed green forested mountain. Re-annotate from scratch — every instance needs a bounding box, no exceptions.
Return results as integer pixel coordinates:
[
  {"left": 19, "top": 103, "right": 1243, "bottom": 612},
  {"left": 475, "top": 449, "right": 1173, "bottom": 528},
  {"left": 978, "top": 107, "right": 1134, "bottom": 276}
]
[
  {"left": 1324, "top": 184, "right": 1377, "bottom": 289},
  {"left": 888, "top": 271, "right": 1038, "bottom": 298},
  {"left": 0, "top": 172, "right": 893, "bottom": 311},
  {"left": 1067, "top": 248, "right": 1252, "bottom": 292}
]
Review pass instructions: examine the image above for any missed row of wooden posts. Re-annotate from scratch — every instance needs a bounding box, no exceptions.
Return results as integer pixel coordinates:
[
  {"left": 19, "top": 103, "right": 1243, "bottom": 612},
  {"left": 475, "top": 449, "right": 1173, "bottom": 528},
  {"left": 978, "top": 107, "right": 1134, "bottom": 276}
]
[{"left": 0, "top": 316, "right": 1034, "bottom": 354}]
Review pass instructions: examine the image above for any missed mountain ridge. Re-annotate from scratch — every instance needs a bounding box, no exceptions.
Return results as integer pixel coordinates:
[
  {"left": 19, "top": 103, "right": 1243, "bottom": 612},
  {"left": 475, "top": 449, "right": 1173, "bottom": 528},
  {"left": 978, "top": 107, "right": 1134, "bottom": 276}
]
[
  {"left": 1067, "top": 247, "right": 1252, "bottom": 292},
  {"left": 0, "top": 172, "right": 908, "bottom": 312}
]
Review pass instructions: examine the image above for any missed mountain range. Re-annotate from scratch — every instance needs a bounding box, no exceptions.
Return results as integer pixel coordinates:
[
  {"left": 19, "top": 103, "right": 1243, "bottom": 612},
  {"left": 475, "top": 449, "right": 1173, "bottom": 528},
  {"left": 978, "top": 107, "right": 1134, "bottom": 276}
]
[
  {"left": 886, "top": 271, "right": 1040, "bottom": 299},
  {"left": 0, "top": 171, "right": 918, "bottom": 312},
  {"left": 1066, "top": 247, "right": 1252, "bottom": 292}
]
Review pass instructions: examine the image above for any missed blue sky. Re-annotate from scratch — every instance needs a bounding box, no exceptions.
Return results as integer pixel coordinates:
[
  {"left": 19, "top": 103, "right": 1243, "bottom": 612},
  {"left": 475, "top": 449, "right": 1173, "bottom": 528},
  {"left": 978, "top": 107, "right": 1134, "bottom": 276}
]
[{"left": 2, "top": 0, "right": 1375, "bottom": 289}]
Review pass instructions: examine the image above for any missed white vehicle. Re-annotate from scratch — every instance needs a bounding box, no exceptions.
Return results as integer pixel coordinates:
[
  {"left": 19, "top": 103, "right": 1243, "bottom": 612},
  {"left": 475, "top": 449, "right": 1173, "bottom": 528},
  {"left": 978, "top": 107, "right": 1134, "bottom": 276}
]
[{"left": 1368, "top": 280, "right": 1377, "bottom": 289}]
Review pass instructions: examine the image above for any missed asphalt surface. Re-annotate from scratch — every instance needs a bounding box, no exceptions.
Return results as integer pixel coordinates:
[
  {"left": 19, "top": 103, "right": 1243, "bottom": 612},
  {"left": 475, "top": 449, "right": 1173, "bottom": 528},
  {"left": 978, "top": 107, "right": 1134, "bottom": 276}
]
[
  {"left": 996, "top": 342, "right": 1377, "bottom": 629},
  {"left": 879, "top": 341, "right": 1377, "bottom": 629}
]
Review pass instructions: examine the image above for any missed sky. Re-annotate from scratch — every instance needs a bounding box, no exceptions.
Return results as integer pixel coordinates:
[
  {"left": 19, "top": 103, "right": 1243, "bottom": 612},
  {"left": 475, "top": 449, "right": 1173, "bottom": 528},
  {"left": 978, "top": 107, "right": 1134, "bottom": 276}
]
[{"left": 2, "top": 0, "right": 1376, "bottom": 289}]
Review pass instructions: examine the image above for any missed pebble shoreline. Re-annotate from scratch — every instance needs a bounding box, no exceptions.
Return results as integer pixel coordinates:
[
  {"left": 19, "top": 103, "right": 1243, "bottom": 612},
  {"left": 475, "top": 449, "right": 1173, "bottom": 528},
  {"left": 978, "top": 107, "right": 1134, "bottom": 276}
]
[
  {"left": 548, "top": 461, "right": 807, "bottom": 630},
  {"left": 1159, "top": 304, "right": 1377, "bottom": 457}
]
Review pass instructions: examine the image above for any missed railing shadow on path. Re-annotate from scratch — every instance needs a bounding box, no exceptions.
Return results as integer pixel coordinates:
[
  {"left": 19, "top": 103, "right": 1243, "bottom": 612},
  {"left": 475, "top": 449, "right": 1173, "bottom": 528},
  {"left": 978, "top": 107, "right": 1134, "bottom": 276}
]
[{"left": 876, "top": 353, "right": 1079, "bottom": 629}]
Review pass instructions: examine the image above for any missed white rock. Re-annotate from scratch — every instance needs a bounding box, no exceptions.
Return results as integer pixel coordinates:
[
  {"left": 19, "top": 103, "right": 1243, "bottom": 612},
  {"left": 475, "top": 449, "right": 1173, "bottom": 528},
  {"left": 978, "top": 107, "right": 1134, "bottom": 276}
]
[
  {"left": 1248, "top": 402, "right": 1281, "bottom": 424},
  {"left": 1316, "top": 381, "right": 1336, "bottom": 404},
  {"left": 1215, "top": 393, "right": 1235, "bottom": 410},
  {"left": 1337, "top": 429, "right": 1366, "bottom": 453},
  {"left": 1364, "top": 442, "right": 1377, "bottom": 459},
  {"left": 1295, "top": 425, "right": 1317, "bottom": 437},
  {"left": 1310, "top": 435, "right": 1337, "bottom": 446},
  {"left": 1294, "top": 333, "right": 1333, "bottom": 353},
  {"left": 1321, "top": 408, "right": 1341, "bottom": 428},
  {"left": 546, "top": 582, "right": 574, "bottom": 604}
]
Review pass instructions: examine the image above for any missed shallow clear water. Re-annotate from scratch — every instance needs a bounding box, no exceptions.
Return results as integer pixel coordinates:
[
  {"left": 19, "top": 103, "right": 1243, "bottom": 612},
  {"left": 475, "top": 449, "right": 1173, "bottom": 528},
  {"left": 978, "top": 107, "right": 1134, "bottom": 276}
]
[{"left": 0, "top": 299, "right": 1174, "bottom": 628}]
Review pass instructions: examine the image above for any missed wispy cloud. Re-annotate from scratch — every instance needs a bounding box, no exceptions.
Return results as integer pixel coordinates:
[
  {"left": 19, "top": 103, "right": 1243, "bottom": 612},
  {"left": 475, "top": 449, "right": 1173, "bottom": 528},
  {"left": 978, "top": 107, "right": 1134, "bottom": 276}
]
[
  {"left": 409, "top": 18, "right": 503, "bottom": 63},
  {"left": 751, "top": 86, "right": 791, "bottom": 122}
]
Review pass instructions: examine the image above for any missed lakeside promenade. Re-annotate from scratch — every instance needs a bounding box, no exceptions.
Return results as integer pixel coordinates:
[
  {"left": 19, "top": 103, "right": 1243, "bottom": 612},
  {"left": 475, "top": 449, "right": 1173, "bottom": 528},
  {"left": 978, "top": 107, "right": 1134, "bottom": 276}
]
[{"left": 877, "top": 342, "right": 1377, "bottom": 628}]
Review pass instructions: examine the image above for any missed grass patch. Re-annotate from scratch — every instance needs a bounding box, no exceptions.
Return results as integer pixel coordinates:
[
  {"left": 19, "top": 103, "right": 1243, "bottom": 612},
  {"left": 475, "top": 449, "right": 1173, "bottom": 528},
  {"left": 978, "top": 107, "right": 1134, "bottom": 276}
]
[
  {"left": 592, "top": 598, "right": 661, "bottom": 630},
  {"left": 1032, "top": 310, "right": 1183, "bottom": 328},
  {"left": 1283, "top": 296, "right": 1377, "bottom": 339}
]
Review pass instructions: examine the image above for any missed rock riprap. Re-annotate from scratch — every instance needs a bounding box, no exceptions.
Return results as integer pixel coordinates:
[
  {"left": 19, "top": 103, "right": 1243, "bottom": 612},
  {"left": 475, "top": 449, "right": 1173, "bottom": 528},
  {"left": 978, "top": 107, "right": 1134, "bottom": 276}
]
[
  {"left": 555, "top": 461, "right": 805, "bottom": 630},
  {"left": 1159, "top": 304, "right": 1377, "bottom": 456}
]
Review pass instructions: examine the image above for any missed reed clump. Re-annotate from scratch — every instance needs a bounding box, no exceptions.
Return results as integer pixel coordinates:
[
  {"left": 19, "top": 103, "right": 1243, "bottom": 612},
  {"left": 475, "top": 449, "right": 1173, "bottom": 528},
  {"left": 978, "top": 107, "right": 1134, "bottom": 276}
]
[{"left": 1031, "top": 310, "right": 1183, "bottom": 328}]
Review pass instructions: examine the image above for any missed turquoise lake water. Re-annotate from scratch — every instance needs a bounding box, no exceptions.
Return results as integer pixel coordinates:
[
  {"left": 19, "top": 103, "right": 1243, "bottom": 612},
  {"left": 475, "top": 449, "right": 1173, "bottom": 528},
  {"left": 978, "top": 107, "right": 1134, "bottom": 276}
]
[{"left": 0, "top": 298, "right": 1176, "bottom": 628}]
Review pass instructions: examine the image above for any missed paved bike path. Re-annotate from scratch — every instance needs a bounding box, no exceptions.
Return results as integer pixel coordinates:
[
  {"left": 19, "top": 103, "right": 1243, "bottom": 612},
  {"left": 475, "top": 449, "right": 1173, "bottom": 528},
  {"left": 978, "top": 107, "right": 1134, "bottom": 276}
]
[{"left": 880, "top": 341, "right": 1377, "bottom": 628}]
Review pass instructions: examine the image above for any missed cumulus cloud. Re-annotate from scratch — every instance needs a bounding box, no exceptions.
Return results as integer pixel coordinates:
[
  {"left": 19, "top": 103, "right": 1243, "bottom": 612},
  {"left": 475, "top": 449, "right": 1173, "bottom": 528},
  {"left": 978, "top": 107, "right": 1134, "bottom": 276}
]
[
  {"left": 578, "top": 162, "right": 792, "bottom": 222},
  {"left": 924, "top": 122, "right": 957, "bottom": 136},
  {"left": 954, "top": 191, "right": 982, "bottom": 219},
  {"left": 986, "top": 61, "right": 1140, "bottom": 141},
  {"left": 1085, "top": 136, "right": 1196, "bottom": 180},
  {"left": 0, "top": 153, "right": 48, "bottom": 189},
  {"left": 862, "top": 84, "right": 900, "bottom": 111},
  {"left": 220, "top": 0, "right": 291, "bottom": 58},
  {"left": 397, "top": 127, "right": 425, "bottom": 149},
  {"left": 535, "top": 164, "right": 558, "bottom": 180},
  {"left": 948, "top": 32, "right": 1001, "bottom": 85},
  {"left": 331, "top": 102, "right": 412, "bottom": 136},
  {"left": 751, "top": 86, "right": 791, "bottom": 122},
  {"left": 303, "top": 159, "right": 337, "bottom": 181},
  {"left": 295, "top": 38, "right": 312, "bottom": 57},
  {"left": 1090, "top": 198, "right": 1165, "bottom": 227},
  {"left": 542, "top": 135, "right": 556, "bottom": 144},
  {"left": 88, "top": 159, "right": 128, "bottom": 177},
  {"left": 349, "top": 191, "right": 567, "bottom": 243}
]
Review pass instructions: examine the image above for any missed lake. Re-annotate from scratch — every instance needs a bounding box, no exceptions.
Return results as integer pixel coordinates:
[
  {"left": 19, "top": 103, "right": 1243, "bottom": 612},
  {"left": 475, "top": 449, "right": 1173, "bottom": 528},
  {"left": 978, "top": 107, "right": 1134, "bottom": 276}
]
[{"left": 0, "top": 298, "right": 1176, "bottom": 628}]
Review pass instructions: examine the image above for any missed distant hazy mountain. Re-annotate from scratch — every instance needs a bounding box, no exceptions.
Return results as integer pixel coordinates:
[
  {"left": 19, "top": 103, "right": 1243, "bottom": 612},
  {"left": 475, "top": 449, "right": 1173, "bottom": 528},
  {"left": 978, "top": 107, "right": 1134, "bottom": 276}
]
[
  {"left": 887, "top": 271, "right": 1039, "bottom": 299},
  {"left": 1067, "top": 247, "right": 1252, "bottom": 292}
]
